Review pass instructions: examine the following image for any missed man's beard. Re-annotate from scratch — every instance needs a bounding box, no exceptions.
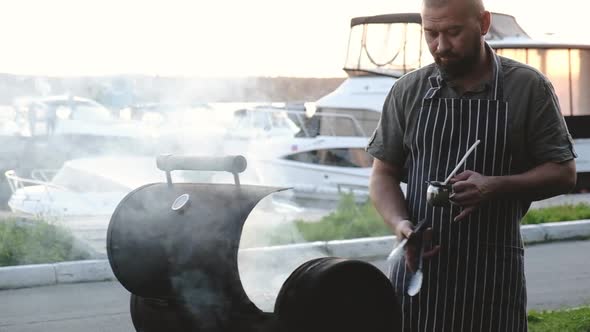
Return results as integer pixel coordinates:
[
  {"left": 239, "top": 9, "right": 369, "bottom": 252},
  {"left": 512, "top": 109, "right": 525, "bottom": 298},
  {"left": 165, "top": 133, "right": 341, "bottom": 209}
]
[{"left": 434, "top": 37, "right": 482, "bottom": 79}]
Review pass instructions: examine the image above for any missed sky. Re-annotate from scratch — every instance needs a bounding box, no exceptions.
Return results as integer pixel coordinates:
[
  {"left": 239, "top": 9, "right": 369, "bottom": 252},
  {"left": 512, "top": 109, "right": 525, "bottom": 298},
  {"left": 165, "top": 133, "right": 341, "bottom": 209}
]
[{"left": 0, "top": 0, "right": 586, "bottom": 78}]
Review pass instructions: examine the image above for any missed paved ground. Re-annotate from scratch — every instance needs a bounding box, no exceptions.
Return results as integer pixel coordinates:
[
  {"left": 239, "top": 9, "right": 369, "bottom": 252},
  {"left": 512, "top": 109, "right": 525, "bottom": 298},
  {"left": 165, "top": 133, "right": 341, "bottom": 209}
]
[
  {"left": 1, "top": 240, "right": 589, "bottom": 332},
  {"left": 0, "top": 282, "right": 132, "bottom": 332},
  {"left": 524, "top": 240, "right": 590, "bottom": 310}
]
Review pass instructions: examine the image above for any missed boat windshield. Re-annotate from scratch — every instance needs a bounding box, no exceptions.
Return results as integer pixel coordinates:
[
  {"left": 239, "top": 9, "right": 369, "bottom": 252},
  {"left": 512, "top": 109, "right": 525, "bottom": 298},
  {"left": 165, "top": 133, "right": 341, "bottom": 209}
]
[
  {"left": 344, "top": 21, "right": 432, "bottom": 77},
  {"left": 284, "top": 147, "right": 374, "bottom": 168}
]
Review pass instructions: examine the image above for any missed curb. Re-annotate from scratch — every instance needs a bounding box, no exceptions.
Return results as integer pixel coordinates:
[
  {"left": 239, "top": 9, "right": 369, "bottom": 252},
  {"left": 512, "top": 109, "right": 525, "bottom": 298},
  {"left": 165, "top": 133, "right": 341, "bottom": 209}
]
[
  {"left": 0, "top": 260, "right": 113, "bottom": 290},
  {"left": 1, "top": 220, "right": 590, "bottom": 290}
]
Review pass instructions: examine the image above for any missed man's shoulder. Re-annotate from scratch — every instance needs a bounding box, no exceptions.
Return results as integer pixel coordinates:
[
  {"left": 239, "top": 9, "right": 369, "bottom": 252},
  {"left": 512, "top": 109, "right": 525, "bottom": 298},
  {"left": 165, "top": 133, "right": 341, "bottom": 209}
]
[
  {"left": 392, "top": 63, "right": 438, "bottom": 91},
  {"left": 500, "top": 55, "right": 549, "bottom": 84}
]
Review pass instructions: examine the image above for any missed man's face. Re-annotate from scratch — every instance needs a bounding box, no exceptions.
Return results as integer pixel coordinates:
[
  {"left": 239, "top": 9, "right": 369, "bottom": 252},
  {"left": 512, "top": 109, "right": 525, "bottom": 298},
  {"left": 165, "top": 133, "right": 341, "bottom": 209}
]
[{"left": 422, "top": 1, "right": 484, "bottom": 78}]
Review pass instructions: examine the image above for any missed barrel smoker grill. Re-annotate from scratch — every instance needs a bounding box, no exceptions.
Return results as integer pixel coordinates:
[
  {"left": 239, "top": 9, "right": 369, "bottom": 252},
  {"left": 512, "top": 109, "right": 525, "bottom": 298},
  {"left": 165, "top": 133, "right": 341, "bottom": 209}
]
[{"left": 106, "top": 155, "right": 402, "bottom": 332}]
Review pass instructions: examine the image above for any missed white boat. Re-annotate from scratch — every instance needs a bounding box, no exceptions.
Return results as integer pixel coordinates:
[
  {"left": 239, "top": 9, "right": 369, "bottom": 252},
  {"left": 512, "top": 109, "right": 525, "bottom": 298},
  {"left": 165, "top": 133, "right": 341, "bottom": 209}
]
[
  {"left": 224, "top": 105, "right": 303, "bottom": 141},
  {"left": 4, "top": 155, "right": 213, "bottom": 256},
  {"left": 220, "top": 134, "right": 410, "bottom": 204},
  {"left": 4, "top": 156, "right": 173, "bottom": 218},
  {"left": 247, "top": 135, "right": 372, "bottom": 188},
  {"left": 12, "top": 95, "right": 152, "bottom": 139},
  {"left": 312, "top": 12, "right": 590, "bottom": 189},
  {"left": 213, "top": 105, "right": 390, "bottom": 202}
]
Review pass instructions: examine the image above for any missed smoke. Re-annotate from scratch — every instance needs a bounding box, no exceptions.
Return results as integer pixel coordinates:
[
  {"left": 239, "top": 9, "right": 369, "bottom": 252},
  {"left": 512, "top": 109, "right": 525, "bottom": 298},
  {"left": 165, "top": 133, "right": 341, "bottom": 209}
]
[
  {"left": 238, "top": 244, "right": 328, "bottom": 313},
  {"left": 169, "top": 269, "right": 231, "bottom": 329},
  {"left": 237, "top": 194, "right": 329, "bottom": 312},
  {"left": 2, "top": 74, "right": 341, "bottom": 320}
]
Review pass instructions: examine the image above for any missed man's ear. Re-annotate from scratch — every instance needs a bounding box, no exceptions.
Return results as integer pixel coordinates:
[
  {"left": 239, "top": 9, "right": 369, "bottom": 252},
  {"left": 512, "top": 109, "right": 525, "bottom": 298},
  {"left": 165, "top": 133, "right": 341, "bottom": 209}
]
[{"left": 480, "top": 11, "right": 491, "bottom": 35}]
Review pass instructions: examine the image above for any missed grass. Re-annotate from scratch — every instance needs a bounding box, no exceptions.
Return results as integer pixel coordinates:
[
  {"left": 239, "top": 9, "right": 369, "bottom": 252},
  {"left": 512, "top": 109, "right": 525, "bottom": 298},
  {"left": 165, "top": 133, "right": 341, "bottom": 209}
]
[
  {"left": 269, "top": 194, "right": 389, "bottom": 245},
  {"left": 0, "top": 218, "right": 91, "bottom": 267},
  {"left": 291, "top": 193, "right": 390, "bottom": 242},
  {"left": 269, "top": 194, "right": 590, "bottom": 244},
  {"left": 522, "top": 203, "right": 590, "bottom": 225},
  {"left": 528, "top": 307, "right": 590, "bottom": 332}
]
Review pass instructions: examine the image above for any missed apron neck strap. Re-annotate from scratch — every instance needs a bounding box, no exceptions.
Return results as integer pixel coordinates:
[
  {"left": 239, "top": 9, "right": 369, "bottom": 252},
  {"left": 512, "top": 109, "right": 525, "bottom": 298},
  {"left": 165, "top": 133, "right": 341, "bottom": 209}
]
[
  {"left": 490, "top": 50, "right": 504, "bottom": 101},
  {"left": 425, "top": 75, "right": 442, "bottom": 99}
]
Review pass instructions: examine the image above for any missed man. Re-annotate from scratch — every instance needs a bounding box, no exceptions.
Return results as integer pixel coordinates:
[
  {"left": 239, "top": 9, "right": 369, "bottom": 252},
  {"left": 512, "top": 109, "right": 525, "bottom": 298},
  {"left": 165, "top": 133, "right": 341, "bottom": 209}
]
[{"left": 366, "top": 0, "right": 577, "bottom": 331}]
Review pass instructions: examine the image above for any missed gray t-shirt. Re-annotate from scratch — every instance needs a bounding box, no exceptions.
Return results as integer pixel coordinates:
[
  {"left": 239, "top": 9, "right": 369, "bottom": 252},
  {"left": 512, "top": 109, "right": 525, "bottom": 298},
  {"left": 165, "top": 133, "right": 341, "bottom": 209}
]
[{"left": 366, "top": 54, "right": 577, "bottom": 174}]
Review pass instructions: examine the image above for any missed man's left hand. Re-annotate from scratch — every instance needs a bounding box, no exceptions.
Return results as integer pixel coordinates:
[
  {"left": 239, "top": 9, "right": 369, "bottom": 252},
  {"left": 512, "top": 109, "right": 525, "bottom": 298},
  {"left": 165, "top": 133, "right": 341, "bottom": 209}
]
[{"left": 449, "top": 170, "right": 496, "bottom": 221}]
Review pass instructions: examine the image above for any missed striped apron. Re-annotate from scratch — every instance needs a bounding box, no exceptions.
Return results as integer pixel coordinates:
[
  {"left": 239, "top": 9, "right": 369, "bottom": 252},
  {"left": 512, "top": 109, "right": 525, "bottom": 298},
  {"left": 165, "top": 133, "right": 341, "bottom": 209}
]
[{"left": 390, "top": 57, "right": 528, "bottom": 332}]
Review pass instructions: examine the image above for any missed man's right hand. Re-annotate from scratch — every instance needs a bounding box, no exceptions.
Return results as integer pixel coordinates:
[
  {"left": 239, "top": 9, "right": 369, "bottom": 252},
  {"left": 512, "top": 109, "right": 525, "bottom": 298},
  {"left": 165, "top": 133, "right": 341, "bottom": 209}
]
[
  {"left": 394, "top": 219, "right": 414, "bottom": 240},
  {"left": 395, "top": 220, "right": 440, "bottom": 273}
]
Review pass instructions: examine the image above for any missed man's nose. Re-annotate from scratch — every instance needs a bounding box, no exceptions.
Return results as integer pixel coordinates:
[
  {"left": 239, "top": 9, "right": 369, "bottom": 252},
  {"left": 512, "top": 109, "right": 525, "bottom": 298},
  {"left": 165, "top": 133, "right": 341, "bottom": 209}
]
[{"left": 437, "top": 35, "right": 450, "bottom": 53}]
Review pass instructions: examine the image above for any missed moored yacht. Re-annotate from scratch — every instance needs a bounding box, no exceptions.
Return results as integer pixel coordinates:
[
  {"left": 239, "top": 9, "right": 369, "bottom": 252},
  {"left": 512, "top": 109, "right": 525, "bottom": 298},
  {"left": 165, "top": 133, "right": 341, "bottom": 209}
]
[{"left": 311, "top": 12, "right": 590, "bottom": 189}]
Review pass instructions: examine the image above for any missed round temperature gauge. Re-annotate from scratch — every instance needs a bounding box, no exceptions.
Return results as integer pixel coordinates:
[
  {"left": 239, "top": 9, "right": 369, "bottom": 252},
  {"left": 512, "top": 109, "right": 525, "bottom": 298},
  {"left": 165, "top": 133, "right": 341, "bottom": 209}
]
[{"left": 171, "top": 194, "right": 191, "bottom": 212}]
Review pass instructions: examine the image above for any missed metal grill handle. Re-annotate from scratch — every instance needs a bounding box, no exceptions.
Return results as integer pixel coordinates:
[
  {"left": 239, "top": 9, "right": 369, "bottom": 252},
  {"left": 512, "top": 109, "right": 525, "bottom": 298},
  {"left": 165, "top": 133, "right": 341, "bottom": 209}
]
[{"left": 156, "top": 155, "right": 247, "bottom": 185}]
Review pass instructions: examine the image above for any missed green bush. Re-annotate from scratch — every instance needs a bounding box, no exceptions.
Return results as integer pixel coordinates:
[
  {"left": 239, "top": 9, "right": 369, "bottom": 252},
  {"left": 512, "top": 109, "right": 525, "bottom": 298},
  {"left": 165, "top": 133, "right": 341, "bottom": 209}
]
[
  {"left": 270, "top": 195, "right": 590, "bottom": 244},
  {"left": 0, "top": 218, "right": 91, "bottom": 267},
  {"left": 528, "top": 307, "right": 590, "bottom": 332}
]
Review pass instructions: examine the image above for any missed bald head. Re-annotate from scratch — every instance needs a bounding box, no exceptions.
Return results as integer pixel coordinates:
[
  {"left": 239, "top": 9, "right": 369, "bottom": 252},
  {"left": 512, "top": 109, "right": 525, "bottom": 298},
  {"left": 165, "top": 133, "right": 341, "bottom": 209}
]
[
  {"left": 423, "top": 0, "right": 485, "bottom": 17},
  {"left": 421, "top": 0, "right": 490, "bottom": 79}
]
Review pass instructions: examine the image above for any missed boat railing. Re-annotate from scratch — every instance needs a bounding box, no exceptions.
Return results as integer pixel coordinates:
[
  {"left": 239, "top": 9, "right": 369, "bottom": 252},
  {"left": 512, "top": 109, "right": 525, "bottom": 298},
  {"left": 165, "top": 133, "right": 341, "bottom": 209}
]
[
  {"left": 229, "top": 106, "right": 367, "bottom": 138},
  {"left": 4, "top": 169, "right": 66, "bottom": 195},
  {"left": 261, "top": 108, "right": 367, "bottom": 137},
  {"left": 31, "top": 169, "right": 59, "bottom": 183}
]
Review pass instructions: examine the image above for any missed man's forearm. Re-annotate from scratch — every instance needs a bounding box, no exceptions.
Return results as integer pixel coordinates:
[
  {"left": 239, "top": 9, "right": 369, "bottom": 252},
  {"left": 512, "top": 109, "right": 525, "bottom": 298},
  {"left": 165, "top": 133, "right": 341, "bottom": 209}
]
[
  {"left": 369, "top": 169, "right": 409, "bottom": 235},
  {"left": 491, "top": 160, "right": 576, "bottom": 201}
]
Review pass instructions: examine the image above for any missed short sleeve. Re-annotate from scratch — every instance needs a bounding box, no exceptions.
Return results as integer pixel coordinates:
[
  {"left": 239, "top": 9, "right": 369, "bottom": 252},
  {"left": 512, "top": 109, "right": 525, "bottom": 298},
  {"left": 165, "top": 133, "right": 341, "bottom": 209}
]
[
  {"left": 365, "top": 84, "right": 408, "bottom": 167},
  {"left": 525, "top": 77, "right": 577, "bottom": 165}
]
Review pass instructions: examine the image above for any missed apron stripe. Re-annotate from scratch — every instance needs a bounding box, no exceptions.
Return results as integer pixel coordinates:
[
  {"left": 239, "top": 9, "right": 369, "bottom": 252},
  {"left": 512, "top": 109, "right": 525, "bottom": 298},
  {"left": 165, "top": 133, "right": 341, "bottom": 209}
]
[
  {"left": 411, "top": 98, "right": 432, "bottom": 332},
  {"left": 498, "top": 108, "right": 510, "bottom": 331},
  {"left": 459, "top": 100, "right": 473, "bottom": 332},
  {"left": 488, "top": 105, "right": 501, "bottom": 332},
  {"left": 434, "top": 99, "right": 450, "bottom": 331},
  {"left": 450, "top": 100, "right": 464, "bottom": 331},
  {"left": 497, "top": 104, "right": 509, "bottom": 331},
  {"left": 441, "top": 99, "right": 455, "bottom": 330},
  {"left": 411, "top": 99, "right": 429, "bottom": 332},
  {"left": 509, "top": 153, "right": 518, "bottom": 331},
  {"left": 469, "top": 101, "right": 483, "bottom": 332},
  {"left": 418, "top": 99, "right": 439, "bottom": 331},
  {"left": 522, "top": 258, "right": 528, "bottom": 332},
  {"left": 424, "top": 99, "right": 443, "bottom": 332},
  {"left": 416, "top": 101, "right": 440, "bottom": 329},
  {"left": 479, "top": 99, "right": 492, "bottom": 332},
  {"left": 493, "top": 57, "right": 500, "bottom": 100},
  {"left": 514, "top": 256, "right": 523, "bottom": 331},
  {"left": 394, "top": 256, "right": 404, "bottom": 329},
  {"left": 517, "top": 258, "right": 526, "bottom": 331}
]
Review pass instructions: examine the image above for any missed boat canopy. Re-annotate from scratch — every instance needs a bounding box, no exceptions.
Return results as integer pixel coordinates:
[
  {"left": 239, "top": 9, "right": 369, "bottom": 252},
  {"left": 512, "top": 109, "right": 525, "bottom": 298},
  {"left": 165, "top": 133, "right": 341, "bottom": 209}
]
[
  {"left": 350, "top": 13, "right": 422, "bottom": 27},
  {"left": 344, "top": 12, "right": 530, "bottom": 78}
]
